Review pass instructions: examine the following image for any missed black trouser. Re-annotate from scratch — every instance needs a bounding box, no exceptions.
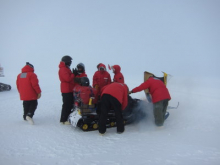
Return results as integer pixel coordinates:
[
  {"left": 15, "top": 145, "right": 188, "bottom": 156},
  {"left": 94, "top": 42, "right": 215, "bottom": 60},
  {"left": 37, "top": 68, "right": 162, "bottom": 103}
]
[
  {"left": 23, "top": 100, "right": 38, "bottom": 120},
  {"left": 153, "top": 99, "right": 169, "bottom": 126},
  {"left": 98, "top": 94, "right": 124, "bottom": 134},
  {"left": 60, "top": 92, "right": 73, "bottom": 122}
]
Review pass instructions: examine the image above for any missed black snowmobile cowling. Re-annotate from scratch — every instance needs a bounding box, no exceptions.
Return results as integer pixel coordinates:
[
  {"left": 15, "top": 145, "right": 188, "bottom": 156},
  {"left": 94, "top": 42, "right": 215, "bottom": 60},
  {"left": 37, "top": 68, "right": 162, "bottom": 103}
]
[
  {"left": 0, "top": 64, "right": 11, "bottom": 92},
  {"left": 0, "top": 83, "right": 11, "bottom": 92}
]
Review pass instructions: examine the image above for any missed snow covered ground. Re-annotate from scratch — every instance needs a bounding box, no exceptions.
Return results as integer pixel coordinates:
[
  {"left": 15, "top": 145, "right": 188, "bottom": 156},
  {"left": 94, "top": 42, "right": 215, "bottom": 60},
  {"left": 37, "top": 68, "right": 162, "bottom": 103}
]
[{"left": 0, "top": 75, "right": 220, "bottom": 165}]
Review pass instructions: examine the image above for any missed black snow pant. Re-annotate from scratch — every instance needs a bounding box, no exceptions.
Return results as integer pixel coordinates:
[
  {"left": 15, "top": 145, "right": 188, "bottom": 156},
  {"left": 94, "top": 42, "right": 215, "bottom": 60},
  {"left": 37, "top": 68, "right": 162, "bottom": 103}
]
[
  {"left": 153, "top": 99, "right": 169, "bottom": 126},
  {"left": 60, "top": 92, "right": 73, "bottom": 122},
  {"left": 98, "top": 94, "right": 124, "bottom": 134},
  {"left": 23, "top": 100, "right": 38, "bottom": 120}
]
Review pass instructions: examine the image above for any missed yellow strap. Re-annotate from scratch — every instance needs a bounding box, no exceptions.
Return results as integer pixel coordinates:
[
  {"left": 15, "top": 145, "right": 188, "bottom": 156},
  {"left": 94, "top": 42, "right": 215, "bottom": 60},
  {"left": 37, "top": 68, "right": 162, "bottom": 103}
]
[{"left": 163, "top": 72, "right": 168, "bottom": 86}]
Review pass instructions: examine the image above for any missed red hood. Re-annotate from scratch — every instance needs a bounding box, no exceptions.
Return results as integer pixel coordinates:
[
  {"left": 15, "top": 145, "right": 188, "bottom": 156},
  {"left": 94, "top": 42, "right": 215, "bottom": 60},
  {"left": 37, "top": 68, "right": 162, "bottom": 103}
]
[
  {"left": 21, "top": 65, "right": 34, "bottom": 73},
  {"left": 98, "top": 63, "right": 106, "bottom": 69},
  {"left": 98, "top": 63, "right": 107, "bottom": 74},
  {"left": 112, "top": 65, "right": 121, "bottom": 74},
  {"left": 97, "top": 63, "right": 104, "bottom": 69},
  {"left": 59, "top": 61, "right": 67, "bottom": 68}
]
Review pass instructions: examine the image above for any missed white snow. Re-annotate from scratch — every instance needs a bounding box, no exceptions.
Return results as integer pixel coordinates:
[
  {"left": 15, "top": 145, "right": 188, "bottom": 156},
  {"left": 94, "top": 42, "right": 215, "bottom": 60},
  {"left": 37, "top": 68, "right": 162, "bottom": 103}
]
[
  {"left": 1, "top": 0, "right": 220, "bottom": 165},
  {"left": 1, "top": 76, "right": 220, "bottom": 165}
]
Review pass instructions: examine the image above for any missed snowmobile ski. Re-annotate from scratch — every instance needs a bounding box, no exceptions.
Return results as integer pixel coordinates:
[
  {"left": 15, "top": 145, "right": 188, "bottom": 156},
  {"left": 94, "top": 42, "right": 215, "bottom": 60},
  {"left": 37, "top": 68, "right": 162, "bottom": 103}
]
[{"left": 167, "top": 102, "right": 179, "bottom": 110}]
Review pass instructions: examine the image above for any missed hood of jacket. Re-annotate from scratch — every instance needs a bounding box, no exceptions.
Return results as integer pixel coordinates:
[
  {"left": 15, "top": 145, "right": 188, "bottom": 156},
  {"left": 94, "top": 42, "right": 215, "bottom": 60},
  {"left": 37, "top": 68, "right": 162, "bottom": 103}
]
[
  {"left": 98, "top": 63, "right": 107, "bottom": 74},
  {"left": 98, "top": 63, "right": 106, "bottom": 70},
  {"left": 21, "top": 65, "right": 34, "bottom": 73},
  {"left": 59, "top": 61, "right": 68, "bottom": 69},
  {"left": 97, "top": 63, "right": 104, "bottom": 69},
  {"left": 112, "top": 65, "right": 121, "bottom": 74}
]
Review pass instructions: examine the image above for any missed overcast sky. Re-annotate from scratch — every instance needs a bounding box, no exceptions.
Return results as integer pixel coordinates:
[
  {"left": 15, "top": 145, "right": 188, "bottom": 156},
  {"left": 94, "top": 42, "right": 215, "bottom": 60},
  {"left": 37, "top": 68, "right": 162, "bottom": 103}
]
[{"left": 0, "top": 0, "right": 220, "bottom": 84}]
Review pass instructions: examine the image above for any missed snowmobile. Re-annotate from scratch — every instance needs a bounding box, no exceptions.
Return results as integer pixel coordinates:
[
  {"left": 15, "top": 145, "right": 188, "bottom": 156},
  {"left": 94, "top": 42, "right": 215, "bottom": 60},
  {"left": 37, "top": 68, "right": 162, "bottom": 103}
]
[
  {"left": 0, "top": 64, "right": 11, "bottom": 92},
  {"left": 0, "top": 83, "right": 11, "bottom": 92},
  {"left": 68, "top": 95, "right": 144, "bottom": 131}
]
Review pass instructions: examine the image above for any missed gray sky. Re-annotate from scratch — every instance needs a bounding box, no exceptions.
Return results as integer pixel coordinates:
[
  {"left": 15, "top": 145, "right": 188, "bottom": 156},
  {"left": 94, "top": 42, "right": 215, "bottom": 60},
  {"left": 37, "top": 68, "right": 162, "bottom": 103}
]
[{"left": 0, "top": 0, "right": 220, "bottom": 83}]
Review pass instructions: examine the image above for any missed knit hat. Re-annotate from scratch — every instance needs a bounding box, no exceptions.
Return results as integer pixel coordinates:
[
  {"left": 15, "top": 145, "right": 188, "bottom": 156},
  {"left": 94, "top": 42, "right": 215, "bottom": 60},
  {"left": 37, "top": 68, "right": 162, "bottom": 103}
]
[{"left": 26, "top": 62, "right": 34, "bottom": 68}]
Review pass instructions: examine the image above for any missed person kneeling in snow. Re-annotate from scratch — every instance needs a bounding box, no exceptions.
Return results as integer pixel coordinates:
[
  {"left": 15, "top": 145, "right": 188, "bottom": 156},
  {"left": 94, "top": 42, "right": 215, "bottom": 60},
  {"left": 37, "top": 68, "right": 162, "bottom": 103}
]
[
  {"left": 99, "top": 82, "right": 128, "bottom": 135},
  {"left": 16, "top": 62, "right": 41, "bottom": 125},
  {"left": 129, "top": 76, "right": 171, "bottom": 127}
]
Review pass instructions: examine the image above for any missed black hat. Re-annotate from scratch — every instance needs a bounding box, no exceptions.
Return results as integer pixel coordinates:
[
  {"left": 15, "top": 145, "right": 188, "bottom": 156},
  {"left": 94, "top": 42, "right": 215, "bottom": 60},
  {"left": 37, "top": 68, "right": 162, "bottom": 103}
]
[{"left": 26, "top": 62, "right": 34, "bottom": 68}]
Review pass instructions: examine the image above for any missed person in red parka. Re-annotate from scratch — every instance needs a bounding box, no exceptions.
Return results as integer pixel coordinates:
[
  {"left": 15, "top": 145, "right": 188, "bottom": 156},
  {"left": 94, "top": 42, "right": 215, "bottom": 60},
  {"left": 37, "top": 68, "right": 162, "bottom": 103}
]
[
  {"left": 73, "top": 77, "right": 98, "bottom": 105},
  {"left": 129, "top": 76, "right": 171, "bottom": 126},
  {"left": 111, "top": 65, "right": 124, "bottom": 83},
  {"left": 16, "top": 62, "right": 41, "bottom": 125},
  {"left": 92, "top": 63, "right": 111, "bottom": 96},
  {"left": 98, "top": 82, "right": 128, "bottom": 135},
  {"left": 72, "top": 63, "right": 87, "bottom": 85},
  {"left": 58, "top": 55, "right": 75, "bottom": 125}
]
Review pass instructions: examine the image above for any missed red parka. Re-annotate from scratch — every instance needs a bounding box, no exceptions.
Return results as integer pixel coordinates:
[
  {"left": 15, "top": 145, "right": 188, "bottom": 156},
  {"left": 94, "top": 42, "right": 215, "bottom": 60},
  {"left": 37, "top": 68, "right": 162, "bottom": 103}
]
[
  {"left": 16, "top": 65, "right": 41, "bottom": 101},
  {"left": 92, "top": 64, "right": 111, "bottom": 91},
  {"left": 101, "top": 83, "right": 128, "bottom": 110},
  {"left": 73, "top": 85, "right": 98, "bottom": 105},
  {"left": 76, "top": 72, "right": 87, "bottom": 78},
  {"left": 58, "top": 62, "right": 75, "bottom": 93},
  {"left": 132, "top": 77, "right": 171, "bottom": 103},
  {"left": 112, "top": 65, "right": 124, "bottom": 83}
]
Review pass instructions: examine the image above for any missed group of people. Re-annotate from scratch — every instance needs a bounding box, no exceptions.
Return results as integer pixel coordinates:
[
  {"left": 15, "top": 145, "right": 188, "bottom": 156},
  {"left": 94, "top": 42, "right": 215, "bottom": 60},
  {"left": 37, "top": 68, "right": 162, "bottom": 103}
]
[{"left": 16, "top": 55, "right": 171, "bottom": 135}]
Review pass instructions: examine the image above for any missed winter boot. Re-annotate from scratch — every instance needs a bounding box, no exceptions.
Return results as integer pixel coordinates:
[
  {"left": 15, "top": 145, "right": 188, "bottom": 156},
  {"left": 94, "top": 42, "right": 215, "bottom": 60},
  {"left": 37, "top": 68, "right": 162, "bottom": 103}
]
[
  {"left": 117, "top": 131, "right": 124, "bottom": 134},
  {"left": 26, "top": 116, "right": 34, "bottom": 125},
  {"left": 99, "top": 133, "right": 105, "bottom": 136},
  {"left": 63, "top": 121, "right": 71, "bottom": 125}
]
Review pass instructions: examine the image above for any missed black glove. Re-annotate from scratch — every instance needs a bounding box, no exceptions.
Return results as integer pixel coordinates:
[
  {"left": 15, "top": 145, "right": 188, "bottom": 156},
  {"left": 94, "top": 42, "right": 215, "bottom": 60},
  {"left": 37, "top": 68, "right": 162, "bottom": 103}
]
[{"left": 72, "top": 68, "right": 78, "bottom": 76}]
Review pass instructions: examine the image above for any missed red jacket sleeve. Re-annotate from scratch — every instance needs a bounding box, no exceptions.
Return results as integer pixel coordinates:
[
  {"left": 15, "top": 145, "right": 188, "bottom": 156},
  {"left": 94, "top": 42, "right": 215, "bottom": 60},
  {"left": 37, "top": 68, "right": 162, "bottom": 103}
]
[
  {"left": 121, "top": 85, "right": 128, "bottom": 110},
  {"left": 30, "top": 74, "right": 41, "bottom": 94},
  {"left": 16, "top": 75, "right": 20, "bottom": 92},
  {"left": 132, "top": 80, "right": 150, "bottom": 93},
  {"left": 59, "top": 68, "right": 75, "bottom": 82},
  {"left": 92, "top": 71, "right": 98, "bottom": 87},
  {"left": 132, "top": 78, "right": 171, "bottom": 103}
]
